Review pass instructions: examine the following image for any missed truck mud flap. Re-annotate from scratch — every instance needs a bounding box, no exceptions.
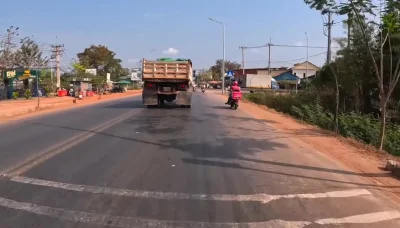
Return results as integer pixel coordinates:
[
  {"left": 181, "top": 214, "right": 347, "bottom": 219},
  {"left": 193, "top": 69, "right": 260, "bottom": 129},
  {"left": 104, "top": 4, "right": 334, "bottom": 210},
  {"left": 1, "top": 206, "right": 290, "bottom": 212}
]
[
  {"left": 142, "top": 93, "right": 158, "bottom": 105},
  {"left": 175, "top": 91, "right": 192, "bottom": 105}
]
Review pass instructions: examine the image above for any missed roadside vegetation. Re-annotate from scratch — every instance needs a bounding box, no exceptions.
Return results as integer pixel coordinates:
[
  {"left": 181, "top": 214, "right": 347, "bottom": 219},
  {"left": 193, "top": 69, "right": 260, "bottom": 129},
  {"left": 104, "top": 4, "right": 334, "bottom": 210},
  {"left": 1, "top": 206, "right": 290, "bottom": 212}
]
[
  {"left": 245, "top": 91, "right": 400, "bottom": 156},
  {"left": 246, "top": 0, "right": 400, "bottom": 156}
]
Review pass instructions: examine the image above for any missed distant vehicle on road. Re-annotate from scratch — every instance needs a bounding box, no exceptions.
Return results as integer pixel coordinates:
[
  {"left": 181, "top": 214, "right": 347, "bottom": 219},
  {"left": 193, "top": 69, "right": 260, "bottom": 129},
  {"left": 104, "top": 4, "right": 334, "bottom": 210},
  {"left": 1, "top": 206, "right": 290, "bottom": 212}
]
[{"left": 142, "top": 58, "right": 194, "bottom": 108}]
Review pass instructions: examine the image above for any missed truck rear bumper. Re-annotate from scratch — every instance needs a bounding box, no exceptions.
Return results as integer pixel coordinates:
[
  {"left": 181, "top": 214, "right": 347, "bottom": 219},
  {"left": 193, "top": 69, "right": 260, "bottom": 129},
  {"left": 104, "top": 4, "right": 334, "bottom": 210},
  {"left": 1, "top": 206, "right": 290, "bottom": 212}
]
[{"left": 142, "top": 91, "right": 192, "bottom": 105}]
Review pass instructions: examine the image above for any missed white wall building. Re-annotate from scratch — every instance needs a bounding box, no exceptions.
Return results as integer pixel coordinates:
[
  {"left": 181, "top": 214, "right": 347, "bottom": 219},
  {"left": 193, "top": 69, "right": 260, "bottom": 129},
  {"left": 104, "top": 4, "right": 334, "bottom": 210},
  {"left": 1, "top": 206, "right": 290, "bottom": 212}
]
[{"left": 290, "top": 61, "right": 320, "bottom": 79}]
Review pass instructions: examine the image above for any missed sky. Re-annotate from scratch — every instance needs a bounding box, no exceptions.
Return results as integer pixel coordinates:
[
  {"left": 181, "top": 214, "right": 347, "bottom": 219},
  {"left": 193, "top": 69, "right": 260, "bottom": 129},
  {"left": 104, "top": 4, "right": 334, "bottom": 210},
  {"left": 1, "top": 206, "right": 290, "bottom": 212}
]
[{"left": 0, "top": 0, "right": 349, "bottom": 71}]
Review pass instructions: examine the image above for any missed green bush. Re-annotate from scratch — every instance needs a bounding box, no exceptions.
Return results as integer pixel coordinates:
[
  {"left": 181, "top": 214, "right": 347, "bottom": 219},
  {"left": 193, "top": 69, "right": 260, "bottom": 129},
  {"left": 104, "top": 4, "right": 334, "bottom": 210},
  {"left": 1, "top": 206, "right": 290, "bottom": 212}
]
[
  {"left": 44, "top": 87, "right": 50, "bottom": 97},
  {"left": 24, "top": 89, "right": 32, "bottom": 99},
  {"left": 384, "top": 123, "right": 400, "bottom": 156},
  {"left": 244, "top": 92, "right": 400, "bottom": 156},
  {"left": 12, "top": 92, "right": 19, "bottom": 99}
]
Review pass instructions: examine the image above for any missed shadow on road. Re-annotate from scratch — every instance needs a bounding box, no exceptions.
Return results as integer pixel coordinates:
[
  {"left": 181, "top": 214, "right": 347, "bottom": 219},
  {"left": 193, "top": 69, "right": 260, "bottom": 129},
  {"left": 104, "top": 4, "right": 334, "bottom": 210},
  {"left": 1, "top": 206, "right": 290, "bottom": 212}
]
[
  {"left": 30, "top": 101, "right": 398, "bottom": 192},
  {"left": 181, "top": 158, "right": 397, "bottom": 190},
  {"left": 100, "top": 99, "right": 144, "bottom": 109},
  {"left": 202, "top": 113, "right": 277, "bottom": 125},
  {"left": 123, "top": 113, "right": 205, "bottom": 135},
  {"left": 210, "top": 106, "right": 231, "bottom": 110}
]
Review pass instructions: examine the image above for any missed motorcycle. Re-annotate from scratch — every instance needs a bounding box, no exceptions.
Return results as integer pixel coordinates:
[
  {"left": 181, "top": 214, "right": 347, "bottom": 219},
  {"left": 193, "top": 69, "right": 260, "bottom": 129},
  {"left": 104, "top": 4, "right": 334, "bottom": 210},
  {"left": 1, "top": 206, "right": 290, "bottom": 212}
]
[
  {"left": 201, "top": 88, "right": 205, "bottom": 93},
  {"left": 227, "top": 91, "right": 242, "bottom": 110}
]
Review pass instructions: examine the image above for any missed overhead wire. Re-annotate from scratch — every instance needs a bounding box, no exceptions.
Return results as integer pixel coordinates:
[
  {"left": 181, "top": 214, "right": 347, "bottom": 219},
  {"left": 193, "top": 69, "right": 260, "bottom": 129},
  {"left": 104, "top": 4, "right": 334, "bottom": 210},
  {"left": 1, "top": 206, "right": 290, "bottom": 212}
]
[
  {"left": 227, "top": 49, "right": 241, "bottom": 61},
  {"left": 244, "top": 51, "right": 326, "bottom": 64}
]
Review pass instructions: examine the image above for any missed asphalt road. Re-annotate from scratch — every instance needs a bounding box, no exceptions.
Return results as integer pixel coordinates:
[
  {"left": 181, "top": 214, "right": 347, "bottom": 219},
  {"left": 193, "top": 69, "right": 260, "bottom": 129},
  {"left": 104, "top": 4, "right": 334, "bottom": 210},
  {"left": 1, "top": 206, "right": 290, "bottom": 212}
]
[{"left": 0, "top": 91, "right": 399, "bottom": 227}]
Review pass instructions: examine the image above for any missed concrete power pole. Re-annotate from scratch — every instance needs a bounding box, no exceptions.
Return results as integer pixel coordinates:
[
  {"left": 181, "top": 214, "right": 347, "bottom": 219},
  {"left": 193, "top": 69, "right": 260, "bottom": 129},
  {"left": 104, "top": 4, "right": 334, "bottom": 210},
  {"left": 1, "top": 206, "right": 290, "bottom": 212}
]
[
  {"left": 268, "top": 38, "right": 272, "bottom": 73},
  {"left": 51, "top": 44, "right": 64, "bottom": 89},
  {"left": 240, "top": 47, "right": 245, "bottom": 76},
  {"left": 326, "top": 12, "right": 333, "bottom": 64}
]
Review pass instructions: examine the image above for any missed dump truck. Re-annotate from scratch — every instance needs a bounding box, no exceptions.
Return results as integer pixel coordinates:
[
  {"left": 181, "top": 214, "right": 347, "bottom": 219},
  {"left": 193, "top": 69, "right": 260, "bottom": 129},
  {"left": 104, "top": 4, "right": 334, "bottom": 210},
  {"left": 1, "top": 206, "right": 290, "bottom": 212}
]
[{"left": 142, "top": 58, "right": 194, "bottom": 108}]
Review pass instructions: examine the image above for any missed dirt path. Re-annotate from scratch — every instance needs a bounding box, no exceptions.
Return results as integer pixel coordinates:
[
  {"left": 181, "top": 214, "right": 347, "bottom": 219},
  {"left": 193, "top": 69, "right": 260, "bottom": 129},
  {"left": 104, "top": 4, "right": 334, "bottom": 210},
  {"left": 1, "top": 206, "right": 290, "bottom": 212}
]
[{"left": 0, "top": 90, "right": 142, "bottom": 122}]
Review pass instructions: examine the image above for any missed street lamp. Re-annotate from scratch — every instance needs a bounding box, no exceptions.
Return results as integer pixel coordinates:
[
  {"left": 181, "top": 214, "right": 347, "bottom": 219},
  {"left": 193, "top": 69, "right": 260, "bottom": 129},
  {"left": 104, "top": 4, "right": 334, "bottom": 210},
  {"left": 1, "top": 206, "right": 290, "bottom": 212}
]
[{"left": 209, "top": 17, "right": 225, "bottom": 94}]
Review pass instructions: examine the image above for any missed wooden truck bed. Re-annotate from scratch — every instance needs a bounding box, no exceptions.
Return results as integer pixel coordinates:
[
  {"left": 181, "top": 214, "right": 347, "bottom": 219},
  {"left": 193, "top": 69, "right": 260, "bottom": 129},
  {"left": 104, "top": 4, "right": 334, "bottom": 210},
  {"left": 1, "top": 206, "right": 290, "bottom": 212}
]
[{"left": 142, "top": 59, "right": 192, "bottom": 81}]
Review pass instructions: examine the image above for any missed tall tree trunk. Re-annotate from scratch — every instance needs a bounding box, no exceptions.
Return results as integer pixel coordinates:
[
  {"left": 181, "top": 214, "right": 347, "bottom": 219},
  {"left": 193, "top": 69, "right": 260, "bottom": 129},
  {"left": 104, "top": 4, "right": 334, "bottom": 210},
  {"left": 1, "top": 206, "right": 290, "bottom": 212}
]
[
  {"left": 378, "top": 99, "right": 387, "bottom": 151},
  {"left": 334, "top": 81, "right": 339, "bottom": 133},
  {"left": 330, "top": 66, "right": 340, "bottom": 133},
  {"left": 347, "top": 20, "right": 352, "bottom": 49}
]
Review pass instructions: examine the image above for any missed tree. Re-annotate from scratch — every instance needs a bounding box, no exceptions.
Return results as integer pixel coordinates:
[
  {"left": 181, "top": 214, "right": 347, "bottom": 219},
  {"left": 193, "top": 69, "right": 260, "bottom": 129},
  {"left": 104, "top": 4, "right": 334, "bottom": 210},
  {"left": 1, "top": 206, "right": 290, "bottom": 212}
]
[
  {"left": 39, "top": 69, "right": 55, "bottom": 95},
  {"left": 209, "top": 59, "right": 240, "bottom": 80},
  {"left": 343, "top": 0, "right": 400, "bottom": 151},
  {"left": 76, "top": 45, "right": 123, "bottom": 78},
  {"left": 197, "top": 69, "right": 212, "bottom": 82},
  {"left": 72, "top": 63, "right": 86, "bottom": 75},
  {"left": 0, "top": 26, "right": 19, "bottom": 69},
  {"left": 14, "top": 37, "right": 48, "bottom": 69},
  {"left": 305, "top": 0, "right": 400, "bottom": 151}
]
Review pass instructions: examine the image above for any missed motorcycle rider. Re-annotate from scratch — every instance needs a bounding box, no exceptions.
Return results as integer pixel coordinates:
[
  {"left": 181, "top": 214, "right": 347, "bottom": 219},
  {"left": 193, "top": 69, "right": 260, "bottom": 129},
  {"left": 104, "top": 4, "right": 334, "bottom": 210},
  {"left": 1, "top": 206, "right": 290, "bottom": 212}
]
[
  {"left": 200, "top": 83, "right": 206, "bottom": 92},
  {"left": 225, "top": 81, "right": 241, "bottom": 104}
]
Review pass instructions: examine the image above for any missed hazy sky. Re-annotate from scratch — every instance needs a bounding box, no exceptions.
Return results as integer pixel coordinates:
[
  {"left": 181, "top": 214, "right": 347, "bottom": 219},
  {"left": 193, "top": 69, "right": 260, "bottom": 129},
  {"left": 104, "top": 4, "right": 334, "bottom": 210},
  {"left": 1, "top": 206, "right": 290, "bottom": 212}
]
[{"left": 0, "top": 0, "right": 348, "bottom": 70}]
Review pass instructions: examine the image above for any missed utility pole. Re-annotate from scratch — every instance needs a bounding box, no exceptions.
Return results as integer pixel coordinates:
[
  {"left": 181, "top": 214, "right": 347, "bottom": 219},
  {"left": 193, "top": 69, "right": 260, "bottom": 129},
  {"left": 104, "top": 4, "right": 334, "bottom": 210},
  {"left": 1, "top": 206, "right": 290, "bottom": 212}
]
[
  {"left": 305, "top": 32, "right": 309, "bottom": 82},
  {"left": 209, "top": 18, "right": 225, "bottom": 94},
  {"left": 240, "top": 47, "right": 245, "bottom": 76},
  {"left": 51, "top": 44, "right": 64, "bottom": 90},
  {"left": 268, "top": 38, "right": 272, "bottom": 73},
  {"left": 325, "top": 11, "right": 333, "bottom": 64}
]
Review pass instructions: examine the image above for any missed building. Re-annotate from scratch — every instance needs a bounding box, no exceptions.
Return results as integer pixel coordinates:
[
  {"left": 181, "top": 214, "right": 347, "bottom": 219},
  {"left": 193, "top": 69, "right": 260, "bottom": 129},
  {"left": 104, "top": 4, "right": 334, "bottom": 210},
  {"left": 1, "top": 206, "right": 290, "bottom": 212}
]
[
  {"left": 232, "top": 67, "right": 288, "bottom": 78},
  {"left": 290, "top": 61, "right": 320, "bottom": 79},
  {"left": 274, "top": 71, "right": 299, "bottom": 89}
]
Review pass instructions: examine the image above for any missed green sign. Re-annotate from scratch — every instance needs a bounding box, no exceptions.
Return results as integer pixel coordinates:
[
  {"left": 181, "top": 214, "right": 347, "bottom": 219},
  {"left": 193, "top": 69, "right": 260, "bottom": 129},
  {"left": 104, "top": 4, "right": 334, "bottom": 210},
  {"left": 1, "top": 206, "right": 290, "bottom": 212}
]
[{"left": 3, "top": 69, "right": 40, "bottom": 80}]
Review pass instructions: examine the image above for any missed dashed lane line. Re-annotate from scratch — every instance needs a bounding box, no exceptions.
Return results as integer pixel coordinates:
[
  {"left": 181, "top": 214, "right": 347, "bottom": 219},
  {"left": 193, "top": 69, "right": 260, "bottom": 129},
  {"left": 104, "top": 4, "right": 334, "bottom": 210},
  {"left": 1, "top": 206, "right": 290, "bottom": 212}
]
[
  {"left": 11, "top": 176, "right": 372, "bottom": 204},
  {"left": 0, "top": 196, "right": 399, "bottom": 228}
]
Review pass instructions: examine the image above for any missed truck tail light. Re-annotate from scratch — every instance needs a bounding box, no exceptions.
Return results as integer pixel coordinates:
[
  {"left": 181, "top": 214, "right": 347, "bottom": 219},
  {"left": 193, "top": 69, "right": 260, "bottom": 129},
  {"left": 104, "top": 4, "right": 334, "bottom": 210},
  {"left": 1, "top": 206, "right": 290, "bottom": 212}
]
[
  {"left": 146, "top": 83, "right": 154, "bottom": 88},
  {"left": 179, "top": 84, "right": 186, "bottom": 89}
]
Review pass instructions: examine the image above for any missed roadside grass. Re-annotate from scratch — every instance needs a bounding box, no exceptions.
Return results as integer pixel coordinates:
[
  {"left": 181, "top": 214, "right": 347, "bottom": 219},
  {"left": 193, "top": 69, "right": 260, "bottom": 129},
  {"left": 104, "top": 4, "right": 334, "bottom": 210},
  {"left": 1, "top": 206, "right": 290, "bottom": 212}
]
[{"left": 244, "top": 92, "right": 400, "bottom": 156}]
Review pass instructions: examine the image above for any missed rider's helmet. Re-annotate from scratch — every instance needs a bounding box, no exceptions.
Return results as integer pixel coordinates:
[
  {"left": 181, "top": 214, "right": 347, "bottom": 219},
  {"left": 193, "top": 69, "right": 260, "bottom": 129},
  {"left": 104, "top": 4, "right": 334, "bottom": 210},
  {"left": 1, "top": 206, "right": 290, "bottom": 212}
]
[{"left": 233, "top": 81, "right": 238, "bottom": 86}]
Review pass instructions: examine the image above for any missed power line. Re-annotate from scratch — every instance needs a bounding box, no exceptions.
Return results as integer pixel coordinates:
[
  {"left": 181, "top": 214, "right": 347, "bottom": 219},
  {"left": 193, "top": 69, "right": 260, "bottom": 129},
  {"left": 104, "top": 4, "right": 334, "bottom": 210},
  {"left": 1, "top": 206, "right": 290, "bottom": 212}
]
[
  {"left": 227, "top": 49, "right": 241, "bottom": 61},
  {"left": 245, "top": 51, "right": 326, "bottom": 64},
  {"left": 271, "top": 44, "right": 339, "bottom": 49}
]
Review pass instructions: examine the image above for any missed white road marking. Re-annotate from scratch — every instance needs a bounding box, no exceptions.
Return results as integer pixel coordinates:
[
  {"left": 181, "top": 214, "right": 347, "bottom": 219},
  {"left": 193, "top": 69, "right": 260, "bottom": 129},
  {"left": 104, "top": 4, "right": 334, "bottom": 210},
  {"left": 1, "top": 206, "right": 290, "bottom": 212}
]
[
  {"left": 0, "top": 196, "right": 307, "bottom": 228},
  {"left": 11, "top": 176, "right": 372, "bottom": 203},
  {"left": 315, "top": 211, "right": 400, "bottom": 225},
  {"left": 0, "top": 196, "right": 398, "bottom": 227}
]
